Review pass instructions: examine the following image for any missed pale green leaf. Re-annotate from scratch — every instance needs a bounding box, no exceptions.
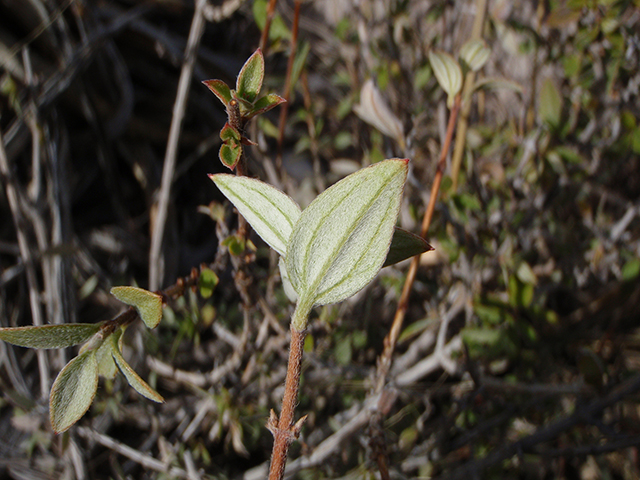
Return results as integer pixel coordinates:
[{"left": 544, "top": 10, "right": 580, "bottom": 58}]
[
  {"left": 50, "top": 350, "right": 98, "bottom": 433},
  {"left": 0, "top": 324, "right": 101, "bottom": 349},
  {"left": 472, "top": 77, "right": 524, "bottom": 94},
  {"left": 236, "top": 49, "right": 264, "bottom": 103},
  {"left": 286, "top": 159, "right": 408, "bottom": 309},
  {"left": 539, "top": 78, "right": 563, "bottom": 128},
  {"left": 428, "top": 50, "right": 463, "bottom": 107},
  {"left": 110, "top": 287, "right": 163, "bottom": 329},
  {"left": 278, "top": 256, "right": 298, "bottom": 302},
  {"left": 96, "top": 335, "right": 118, "bottom": 379},
  {"left": 111, "top": 331, "right": 164, "bottom": 403},
  {"left": 209, "top": 174, "right": 301, "bottom": 256},
  {"left": 459, "top": 39, "right": 491, "bottom": 72}
]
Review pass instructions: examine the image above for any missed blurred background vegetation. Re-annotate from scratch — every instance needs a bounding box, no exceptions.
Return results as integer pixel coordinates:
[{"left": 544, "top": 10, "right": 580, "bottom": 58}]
[{"left": 1, "top": 0, "right": 640, "bottom": 478}]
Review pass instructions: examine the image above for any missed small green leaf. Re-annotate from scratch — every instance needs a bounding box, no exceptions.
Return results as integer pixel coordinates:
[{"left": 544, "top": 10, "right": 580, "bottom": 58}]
[
  {"left": 245, "top": 94, "right": 286, "bottom": 120},
  {"left": 236, "top": 49, "right": 264, "bottom": 103},
  {"left": 210, "top": 174, "right": 301, "bottom": 256},
  {"left": 220, "top": 122, "right": 241, "bottom": 143},
  {"left": 110, "top": 287, "right": 163, "bottom": 329},
  {"left": 472, "top": 77, "right": 524, "bottom": 94},
  {"left": 199, "top": 268, "right": 219, "bottom": 299},
  {"left": 383, "top": 228, "right": 433, "bottom": 267},
  {"left": 50, "top": 350, "right": 99, "bottom": 433},
  {"left": 222, "top": 234, "right": 246, "bottom": 256},
  {"left": 428, "top": 50, "right": 463, "bottom": 107},
  {"left": 279, "top": 256, "right": 298, "bottom": 302},
  {"left": 539, "top": 78, "right": 563, "bottom": 128},
  {"left": 111, "top": 331, "right": 164, "bottom": 403},
  {"left": 219, "top": 143, "right": 242, "bottom": 170},
  {"left": 96, "top": 335, "right": 118, "bottom": 379},
  {"left": 203, "top": 79, "right": 232, "bottom": 106},
  {"left": 459, "top": 39, "right": 490, "bottom": 72},
  {"left": 0, "top": 324, "right": 101, "bottom": 349},
  {"left": 286, "top": 159, "right": 408, "bottom": 312}
]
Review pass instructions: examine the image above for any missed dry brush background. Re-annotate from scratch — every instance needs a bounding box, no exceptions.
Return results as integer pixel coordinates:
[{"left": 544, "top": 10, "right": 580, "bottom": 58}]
[{"left": 1, "top": 0, "right": 640, "bottom": 479}]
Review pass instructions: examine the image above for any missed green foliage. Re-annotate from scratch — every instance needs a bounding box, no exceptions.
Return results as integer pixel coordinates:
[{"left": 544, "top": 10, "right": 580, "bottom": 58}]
[
  {"left": 198, "top": 268, "right": 219, "bottom": 299},
  {"left": 110, "top": 330, "right": 164, "bottom": 403},
  {"left": 110, "top": 286, "right": 163, "bottom": 329},
  {"left": 0, "top": 324, "right": 101, "bottom": 349},
  {"left": 203, "top": 49, "right": 285, "bottom": 170},
  {"left": 49, "top": 350, "right": 99, "bottom": 433}
]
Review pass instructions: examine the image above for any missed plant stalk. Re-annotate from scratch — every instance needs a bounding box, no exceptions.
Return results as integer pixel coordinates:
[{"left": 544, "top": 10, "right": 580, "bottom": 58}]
[
  {"left": 375, "top": 94, "right": 461, "bottom": 391},
  {"left": 267, "top": 302, "right": 311, "bottom": 480},
  {"left": 267, "top": 325, "right": 307, "bottom": 480},
  {"left": 450, "top": 0, "right": 487, "bottom": 191}
]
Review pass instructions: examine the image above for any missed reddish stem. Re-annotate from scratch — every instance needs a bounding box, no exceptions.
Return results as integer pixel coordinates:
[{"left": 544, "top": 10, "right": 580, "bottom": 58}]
[{"left": 267, "top": 326, "right": 307, "bottom": 480}]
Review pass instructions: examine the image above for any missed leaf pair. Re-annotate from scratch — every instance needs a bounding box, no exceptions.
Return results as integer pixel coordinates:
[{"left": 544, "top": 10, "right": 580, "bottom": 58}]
[
  {"left": 0, "top": 286, "right": 166, "bottom": 433},
  {"left": 203, "top": 49, "right": 285, "bottom": 169},
  {"left": 428, "top": 39, "right": 491, "bottom": 108},
  {"left": 211, "top": 159, "right": 431, "bottom": 328},
  {"left": 50, "top": 326, "right": 163, "bottom": 433}
]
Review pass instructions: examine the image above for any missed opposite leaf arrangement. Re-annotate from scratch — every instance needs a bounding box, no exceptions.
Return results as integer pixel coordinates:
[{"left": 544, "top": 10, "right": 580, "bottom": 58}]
[{"left": 0, "top": 50, "right": 432, "bottom": 480}]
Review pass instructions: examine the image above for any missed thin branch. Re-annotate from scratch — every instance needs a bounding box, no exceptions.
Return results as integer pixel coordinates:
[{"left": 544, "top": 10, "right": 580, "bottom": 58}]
[
  {"left": 149, "top": 0, "right": 207, "bottom": 291},
  {"left": 259, "top": 0, "right": 279, "bottom": 54},
  {"left": 375, "top": 95, "right": 461, "bottom": 393},
  {"left": 0, "top": 128, "right": 50, "bottom": 399}
]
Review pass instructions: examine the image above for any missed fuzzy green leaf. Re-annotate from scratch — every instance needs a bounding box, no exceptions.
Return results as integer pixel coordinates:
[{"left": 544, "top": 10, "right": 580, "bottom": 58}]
[
  {"left": 539, "top": 78, "right": 563, "bottom": 128},
  {"left": 428, "top": 50, "right": 462, "bottom": 107},
  {"left": 199, "top": 268, "right": 219, "bottom": 299},
  {"left": 286, "top": 159, "right": 408, "bottom": 309},
  {"left": 236, "top": 49, "right": 264, "bottom": 103},
  {"left": 459, "top": 39, "right": 491, "bottom": 72},
  {"left": 219, "top": 143, "right": 242, "bottom": 170},
  {"left": 210, "top": 174, "right": 301, "bottom": 256},
  {"left": 220, "top": 122, "right": 241, "bottom": 143},
  {"left": 111, "top": 331, "right": 164, "bottom": 403},
  {"left": 0, "top": 324, "right": 101, "bottom": 349},
  {"left": 245, "top": 94, "right": 286, "bottom": 120},
  {"left": 96, "top": 335, "right": 118, "bottom": 379},
  {"left": 383, "top": 228, "right": 433, "bottom": 267},
  {"left": 203, "top": 79, "right": 232, "bottom": 106},
  {"left": 50, "top": 350, "right": 98, "bottom": 433},
  {"left": 110, "top": 287, "right": 163, "bottom": 329}
]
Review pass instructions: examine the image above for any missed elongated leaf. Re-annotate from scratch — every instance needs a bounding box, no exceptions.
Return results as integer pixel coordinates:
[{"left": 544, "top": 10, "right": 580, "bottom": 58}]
[
  {"left": 50, "top": 350, "right": 98, "bottom": 433},
  {"left": 286, "top": 159, "right": 408, "bottom": 308},
  {"left": 428, "top": 50, "right": 462, "bottom": 107},
  {"left": 236, "top": 49, "right": 264, "bottom": 103},
  {"left": 354, "top": 79, "right": 405, "bottom": 147},
  {"left": 279, "top": 256, "right": 298, "bottom": 302},
  {"left": 96, "top": 335, "right": 118, "bottom": 379},
  {"left": 472, "top": 77, "right": 524, "bottom": 94},
  {"left": 539, "top": 77, "right": 562, "bottom": 128},
  {"left": 111, "top": 331, "right": 164, "bottom": 403},
  {"left": 203, "top": 79, "right": 232, "bottom": 106},
  {"left": 0, "top": 324, "right": 101, "bottom": 349},
  {"left": 110, "top": 287, "right": 163, "bottom": 329},
  {"left": 383, "top": 228, "right": 434, "bottom": 267},
  {"left": 209, "top": 174, "right": 301, "bottom": 256},
  {"left": 246, "top": 93, "right": 286, "bottom": 120}
]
